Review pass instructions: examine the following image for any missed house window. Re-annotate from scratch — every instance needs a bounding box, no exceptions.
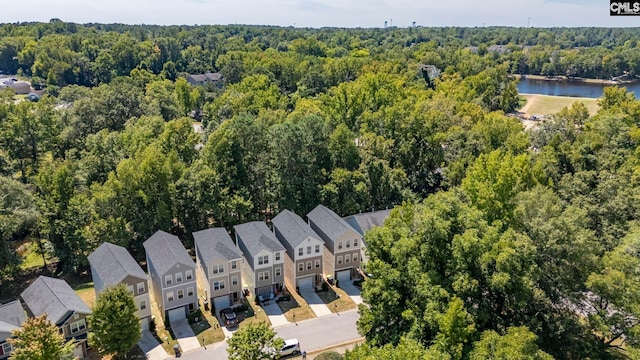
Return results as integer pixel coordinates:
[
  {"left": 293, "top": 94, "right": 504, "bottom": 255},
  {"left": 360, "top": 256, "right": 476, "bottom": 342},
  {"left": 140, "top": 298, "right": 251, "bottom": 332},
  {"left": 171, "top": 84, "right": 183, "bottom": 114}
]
[
  {"left": 258, "top": 256, "right": 269, "bottom": 265},
  {"left": 306, "top": 261, "right": 312, "bottom": 270},
  {"left": 176, "top": 273, "right": 183, "bottom": 283},
  {"left": 354, "top": 238, "right": 359, "bottom": 247},
  {"left": 2, "top": 342, "right": 12, "bottom": 355},
  {"left": 140, "top": 300, "right": 147, "bottom": 310},
  {"left": 315, "top": 245, "right": 320, "bottom": 253},
  {"left": 178, "top": 290, "right": 184, "bottom": 299},
  {"left": 167, "top": 292, "right": 174, "bottom": 302},
  {"left": 275, "top": 267, "right": 281, "bottom": 277},
  {"left": 345, "top": 254, "right": 351, "bottom": 263},
  {"left": 186, "top": 270, "right": 193, "bottom": 280},
  {"left": 232, "top": 276, "right": 238, "bottom": 286},
  {"left": 298, "top": 248, "right": 303, "bottom": 256},
  {"left": 346, "top": 239, "right": 351, "bottom": 248},
  {"left": 315, "top": 260, "right": 320, "bottom": 269},
  {"left": 275, "top": 252, "right": 281, "bottom": 261},
  {"left": 165, "top": 275, "right": 172, "bottom": 286},
  {"left": 337, "top": 256, "right": 343, "bottom": 265},
  {"left": 212, "top": 264, "right": 224, "bottom": 275},
  {"left": 298, "top": 263, "right": 304, "bottom": 272},
  {"left": 214, "top": 281, "right": 225, "bottom": 290},
  {"left": 70, "top": 319, "right": 86, "bottom": 333},
  {"left": 127, "top": 285, "right": 134, "bottom": 295},
  {"left": 231, "top": 260, "right": 238, "bottom": 270},
  {"left": 337, "top": 241, "right": 343, "bottom": 250},
  {"left": 258, "top": 272, "right": 270, "bottom": 281},
  {"left": 187, "top": 287, "right": 194, "bottom": 297},
  {"left": 137, "top": 282, "right": 145, "bottom": 294},
  {"left": 307, "top": 246, "right": 311, "bottom": 255}
]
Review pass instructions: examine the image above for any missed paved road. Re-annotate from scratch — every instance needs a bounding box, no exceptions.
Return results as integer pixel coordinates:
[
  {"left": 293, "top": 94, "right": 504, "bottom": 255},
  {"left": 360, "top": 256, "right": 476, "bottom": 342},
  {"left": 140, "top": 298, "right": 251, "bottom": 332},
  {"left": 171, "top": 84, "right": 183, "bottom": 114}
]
[{"left": 178, "top": 309, "right": 361, "bottom": 360}]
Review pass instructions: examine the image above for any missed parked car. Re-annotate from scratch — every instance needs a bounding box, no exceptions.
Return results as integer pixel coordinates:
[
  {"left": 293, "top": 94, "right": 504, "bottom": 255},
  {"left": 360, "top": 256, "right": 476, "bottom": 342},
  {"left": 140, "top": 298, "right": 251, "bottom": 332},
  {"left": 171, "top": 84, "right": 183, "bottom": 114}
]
[
  {"left": 267, "top": 338, "right": 300, "bottom": 357},
  {"left": 220, "top": 308, "right": 238, "bottom": 328}
]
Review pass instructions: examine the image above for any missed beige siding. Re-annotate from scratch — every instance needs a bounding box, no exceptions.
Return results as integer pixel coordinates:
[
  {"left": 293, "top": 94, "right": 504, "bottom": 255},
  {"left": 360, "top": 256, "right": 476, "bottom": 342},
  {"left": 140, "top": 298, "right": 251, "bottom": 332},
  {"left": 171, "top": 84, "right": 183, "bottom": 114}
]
[
  {"left": 323, "top": 246, "right": 334, "bottom": 278},
  {"left": 284, "top": 255, "right": 295, "bottom": 291},
  {"left": 62, "top": 313, "right": 89, "bottom": 339}
]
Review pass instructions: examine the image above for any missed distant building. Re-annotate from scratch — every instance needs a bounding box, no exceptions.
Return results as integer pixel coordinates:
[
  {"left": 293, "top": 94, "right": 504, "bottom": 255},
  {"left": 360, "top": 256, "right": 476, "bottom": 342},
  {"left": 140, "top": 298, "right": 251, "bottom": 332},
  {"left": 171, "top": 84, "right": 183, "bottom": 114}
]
[
  {"left": 186, "top": 72, "right": 222, "bottom": 87},
  {"left": 0, "top": 77, "right": 31, "bottom": 95}
]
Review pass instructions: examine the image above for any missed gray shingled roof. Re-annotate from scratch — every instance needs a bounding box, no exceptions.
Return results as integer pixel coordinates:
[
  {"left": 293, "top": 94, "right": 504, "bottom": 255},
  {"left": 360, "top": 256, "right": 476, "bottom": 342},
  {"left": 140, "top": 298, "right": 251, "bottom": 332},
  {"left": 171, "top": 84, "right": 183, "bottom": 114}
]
[
  {"left": 21, "top": 276, "right": 91, "bottom": 326},
  {"left": 234, "top": 221, "right": 285, "bottom": 258},
  {"left": 307, "top": 205, "right": 358, "bottom": 242},
  {"left": 143, "top": 230, "right": 194, "bottom": 277},
  {"left": 0, "top": 300, "right": 26, "bottom": 333},
  {"left": 343, "top": 209, "right": 392, "bottom": 236},
  {"left": 194, "top": 228, "right": 243, "bottom": 265},
  {"left": 88, "top": 242, "right": 146, "bottom": 287},
  {"left": 272, "top": 209, "right": 324, "bottom": 248},
  {"left": 188, "top": 72, "right": 222, "bottom": 82}
]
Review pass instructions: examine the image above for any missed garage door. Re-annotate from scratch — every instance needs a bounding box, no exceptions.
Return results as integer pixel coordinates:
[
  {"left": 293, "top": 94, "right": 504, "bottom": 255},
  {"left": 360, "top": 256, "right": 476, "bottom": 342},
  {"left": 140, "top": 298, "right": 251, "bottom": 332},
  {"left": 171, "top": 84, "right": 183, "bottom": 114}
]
[
  {"left": 168, "top": 307, "right": 185, "bottom": 322},
  {"left": 213, "top": 295, "right": 230, "bottom": 312},
  {"left": 140, "top": 317, "right": 149, "bottom": 331},
  {"left": 297, "top": 276, "right": 313, "bottom": 290},
  {"left": 337, "top": 269, "right": 351, "bottom": 283}
]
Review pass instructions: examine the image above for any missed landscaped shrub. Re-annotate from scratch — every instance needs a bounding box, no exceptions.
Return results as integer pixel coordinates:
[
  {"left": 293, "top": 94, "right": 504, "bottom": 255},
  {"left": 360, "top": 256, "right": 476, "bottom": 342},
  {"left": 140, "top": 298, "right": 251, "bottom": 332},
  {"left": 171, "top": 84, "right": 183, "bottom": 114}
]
[
  {"left": 321, "top": 282, "right": 329, "bottom": 291},
  {"left": 315, "top": 351, "right": 344, "bottom": 360},
  {"left": 187, "top": 309, "right": 202, "bottom": 323}
]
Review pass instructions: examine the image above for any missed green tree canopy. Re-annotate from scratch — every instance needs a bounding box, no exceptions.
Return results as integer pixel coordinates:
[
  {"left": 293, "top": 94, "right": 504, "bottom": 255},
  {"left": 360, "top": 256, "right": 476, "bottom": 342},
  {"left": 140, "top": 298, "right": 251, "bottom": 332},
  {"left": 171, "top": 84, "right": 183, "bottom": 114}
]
[
  {"left": 227, "top": 322, "right": 284, "bottom": 360},
  {"left": 89, "top": 284, "right": 141, "bottom": 359},
  {"left": 9, "top": 314, "right": 76, "bottom": 360}
]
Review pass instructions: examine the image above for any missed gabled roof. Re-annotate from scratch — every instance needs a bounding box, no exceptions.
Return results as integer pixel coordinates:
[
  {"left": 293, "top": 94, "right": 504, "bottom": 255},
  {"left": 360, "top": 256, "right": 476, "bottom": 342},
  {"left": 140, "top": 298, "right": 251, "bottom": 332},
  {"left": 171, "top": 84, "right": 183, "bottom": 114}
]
[
  {"left": 188, "top": 72, "right": 222, "bottom": 82},
  {"left": 234, "top": 221, "right": 285, "bottom": 258},
  {"left": 194, "top": 228, "right": 244, "bottom": 264},
  {"left": 21, "top": 276, "right": 91, "bottom": 326},
  {"left": 307, "top": 205, "right": 359, "bottom": 242},
  {"left": 272, "top": 209, "right": 324, "bottom": 248},
  {"left": 143, "top": 230, "right": 194, "bottom": 276},
  {"left": 343, "top": 209, "right": 392, "bottom": 236},
  {"left": 88, "top": 242, "right": 146, "bottom": 286},
  {"left": 0, "top": 300, "right": 25, "bottom": 333}
]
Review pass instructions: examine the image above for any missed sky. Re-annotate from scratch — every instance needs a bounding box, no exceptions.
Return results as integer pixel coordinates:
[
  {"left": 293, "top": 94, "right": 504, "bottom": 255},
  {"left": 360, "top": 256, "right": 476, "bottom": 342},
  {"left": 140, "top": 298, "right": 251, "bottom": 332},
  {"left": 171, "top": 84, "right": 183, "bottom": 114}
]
[{"left": 0, "top": 0, "right": 638, "bottom": 28}]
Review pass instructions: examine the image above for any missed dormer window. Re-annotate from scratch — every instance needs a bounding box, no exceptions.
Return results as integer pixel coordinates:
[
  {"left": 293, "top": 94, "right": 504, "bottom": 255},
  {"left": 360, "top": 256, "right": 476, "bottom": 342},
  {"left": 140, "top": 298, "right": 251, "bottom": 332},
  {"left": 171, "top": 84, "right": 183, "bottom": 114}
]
[
  {"left": 231, "top": 260, "right": 238, "bottom": 270},
  {"left": 354, "top": 238, "right": 359, "bottom": 247},
  {"left": 275, "top": 252, "right": 281, "bottom": 261},
  {"left": 258, "top": 256, "right": 269, "bottom": 265},
  {"left": 298, "top": 248, "right": 303, "bottom": 256}
]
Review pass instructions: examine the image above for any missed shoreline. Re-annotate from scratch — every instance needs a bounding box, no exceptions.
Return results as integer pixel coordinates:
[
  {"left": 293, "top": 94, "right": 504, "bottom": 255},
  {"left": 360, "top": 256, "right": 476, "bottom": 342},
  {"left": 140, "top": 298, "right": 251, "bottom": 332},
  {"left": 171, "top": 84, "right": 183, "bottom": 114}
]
[{"left": 512, "top": 74, "right": 639, "bottom": 85}]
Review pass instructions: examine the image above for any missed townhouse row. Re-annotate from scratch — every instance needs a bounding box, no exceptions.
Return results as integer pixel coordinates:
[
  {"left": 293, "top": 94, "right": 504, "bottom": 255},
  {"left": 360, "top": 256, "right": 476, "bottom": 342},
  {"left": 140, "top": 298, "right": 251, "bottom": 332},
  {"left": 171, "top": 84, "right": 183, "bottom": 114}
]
[{"left": 0, "top": 205, "right": 390, "bottom": 359}]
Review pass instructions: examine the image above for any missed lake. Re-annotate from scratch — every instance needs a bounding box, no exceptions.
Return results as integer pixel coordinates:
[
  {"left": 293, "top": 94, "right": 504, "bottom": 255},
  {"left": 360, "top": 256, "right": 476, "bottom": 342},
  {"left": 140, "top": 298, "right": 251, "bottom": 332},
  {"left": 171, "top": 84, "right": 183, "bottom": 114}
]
[{"left": 517, "top": 77, "right": 640, "bottom": 98}]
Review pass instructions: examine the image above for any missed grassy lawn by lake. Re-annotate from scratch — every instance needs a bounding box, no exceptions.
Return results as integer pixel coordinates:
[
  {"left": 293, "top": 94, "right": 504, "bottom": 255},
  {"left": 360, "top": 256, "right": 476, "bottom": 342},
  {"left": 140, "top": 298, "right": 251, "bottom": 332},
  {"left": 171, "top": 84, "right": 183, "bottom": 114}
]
[{"left": 519, "top": 94, "right": 600, "bottom": 116}]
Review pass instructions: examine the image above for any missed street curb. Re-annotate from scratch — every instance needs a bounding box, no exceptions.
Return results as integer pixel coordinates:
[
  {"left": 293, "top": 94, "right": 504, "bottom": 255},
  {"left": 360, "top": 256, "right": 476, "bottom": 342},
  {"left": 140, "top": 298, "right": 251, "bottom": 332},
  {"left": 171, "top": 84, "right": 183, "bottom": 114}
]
[{"left": 305, "top": 337, "right": 365, "bottom": 356}]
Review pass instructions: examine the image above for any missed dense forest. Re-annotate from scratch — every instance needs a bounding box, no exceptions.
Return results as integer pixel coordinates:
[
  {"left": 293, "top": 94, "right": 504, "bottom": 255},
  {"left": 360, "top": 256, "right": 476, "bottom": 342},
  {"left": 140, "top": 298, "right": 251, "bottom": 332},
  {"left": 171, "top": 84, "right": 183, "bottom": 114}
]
[{"left": 2, "top": 21, "right": 640, "bottom": 359}]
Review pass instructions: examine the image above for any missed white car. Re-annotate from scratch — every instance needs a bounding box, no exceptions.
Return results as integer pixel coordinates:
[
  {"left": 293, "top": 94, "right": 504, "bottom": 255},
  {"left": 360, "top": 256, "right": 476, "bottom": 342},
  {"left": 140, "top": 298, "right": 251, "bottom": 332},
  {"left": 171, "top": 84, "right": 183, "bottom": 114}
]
[{"left": 267, "top": 339, "right": 301, "bottom": 357}]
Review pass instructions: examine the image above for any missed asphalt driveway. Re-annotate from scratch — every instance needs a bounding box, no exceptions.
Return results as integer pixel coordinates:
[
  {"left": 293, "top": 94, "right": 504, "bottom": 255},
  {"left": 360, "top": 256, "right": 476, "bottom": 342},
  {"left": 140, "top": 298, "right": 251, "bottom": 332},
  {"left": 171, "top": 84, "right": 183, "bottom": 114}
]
[
  {"left": 299, "top": 288, "right": 332, "bottom": 317},
  {"left": 138, "top": 330, "right": 170, "bottom": 360},
  {"left": 339, "top": 281, "right": 363, "bottom": 305},
  {"left": 261, "top": 301, "right": 290, "bottom": 327},
  {"left": 170, "top": 318, "right": 201, "bottom": 353}
]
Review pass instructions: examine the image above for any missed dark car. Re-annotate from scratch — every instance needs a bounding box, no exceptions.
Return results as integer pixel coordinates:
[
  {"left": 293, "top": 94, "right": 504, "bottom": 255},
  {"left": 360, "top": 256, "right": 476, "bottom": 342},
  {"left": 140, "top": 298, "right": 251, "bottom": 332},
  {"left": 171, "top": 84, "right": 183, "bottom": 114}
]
[{"left": 220, "top": 308, "right": 238, "bottom": 327}]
